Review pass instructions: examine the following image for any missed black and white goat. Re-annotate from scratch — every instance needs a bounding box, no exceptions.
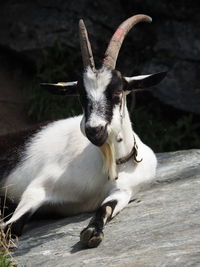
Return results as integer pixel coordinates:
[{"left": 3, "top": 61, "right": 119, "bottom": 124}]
[{"left": 0, "top": 15, "right": 166, "bottom": 248}]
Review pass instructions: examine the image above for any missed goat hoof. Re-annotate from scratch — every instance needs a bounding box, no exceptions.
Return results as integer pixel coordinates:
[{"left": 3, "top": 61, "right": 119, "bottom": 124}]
[{"left": 80, "top": 226, "right": 104, "bottom": 248}]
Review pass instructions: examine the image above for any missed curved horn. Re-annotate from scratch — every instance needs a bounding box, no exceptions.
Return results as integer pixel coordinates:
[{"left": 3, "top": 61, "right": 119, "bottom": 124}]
[
  {"left": 79, "top": 19, "right": 96, "bottom": 72},
  {"left": 103, "top": 14, "right": 152, "bottom": 69}
]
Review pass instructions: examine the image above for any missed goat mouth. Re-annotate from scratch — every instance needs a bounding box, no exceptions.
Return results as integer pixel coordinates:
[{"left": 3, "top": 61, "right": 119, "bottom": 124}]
[{"left": 87, "top": 133, "right": 108, "bottom": 147}]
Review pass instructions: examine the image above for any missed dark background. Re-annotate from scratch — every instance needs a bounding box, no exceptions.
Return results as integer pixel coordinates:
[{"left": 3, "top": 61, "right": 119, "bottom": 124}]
[{"left": 0, "top": 0, "right": 199, "bottom": 152}]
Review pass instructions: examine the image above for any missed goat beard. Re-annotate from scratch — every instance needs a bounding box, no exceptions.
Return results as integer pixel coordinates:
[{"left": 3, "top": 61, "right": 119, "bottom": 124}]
[{"left": 99, "top": 141, "right": 118, "bottom": 181}]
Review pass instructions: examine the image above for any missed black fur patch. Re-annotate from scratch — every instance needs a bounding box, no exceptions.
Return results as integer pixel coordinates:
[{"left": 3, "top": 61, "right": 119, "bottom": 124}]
[
  {"left": 89, "top": 200, "right": 117, "bottom": 231},
  {"left": 104, "top": 70, "right": 123, "bottom": 123}
]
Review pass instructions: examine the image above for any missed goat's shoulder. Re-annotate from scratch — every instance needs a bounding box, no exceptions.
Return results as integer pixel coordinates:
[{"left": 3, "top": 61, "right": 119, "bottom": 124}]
[
  {"left": 0, "top": 115, "right": 84, "bottom": 180},
  {"left": 25, "top": 115, "right": 85, "bottom": 157},
  {"left": 0, "top": 121, "right": 52, "bottom": 179}
]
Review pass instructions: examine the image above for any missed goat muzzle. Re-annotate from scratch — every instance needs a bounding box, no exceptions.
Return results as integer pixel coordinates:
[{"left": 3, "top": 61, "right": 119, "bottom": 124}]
[{"left": 85, "top": 124, "right": 108, "bottom": 146}]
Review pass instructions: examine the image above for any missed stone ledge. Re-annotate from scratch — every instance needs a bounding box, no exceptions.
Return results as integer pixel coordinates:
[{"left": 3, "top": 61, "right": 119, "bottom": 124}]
[{"left": 14, "top": 149, "right": 200, "bottom": 266}]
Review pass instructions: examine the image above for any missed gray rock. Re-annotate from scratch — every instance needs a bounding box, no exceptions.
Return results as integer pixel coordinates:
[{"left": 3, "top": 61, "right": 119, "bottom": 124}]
[
  {"left": 13, "top": 149, "right": 200, "bottom": 267},
  {"left": 144, "top": 19, "right": 200, "bottom": 114}
]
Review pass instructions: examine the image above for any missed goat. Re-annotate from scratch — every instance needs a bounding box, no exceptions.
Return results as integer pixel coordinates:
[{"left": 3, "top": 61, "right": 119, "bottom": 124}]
[{"left": 0, "top": 15, "right": 166, "bottom": 248}]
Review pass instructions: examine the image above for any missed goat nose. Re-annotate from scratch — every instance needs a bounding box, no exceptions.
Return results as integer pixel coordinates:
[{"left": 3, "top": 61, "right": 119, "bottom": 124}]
[
  {"left": 85, "top": 124, "right": 108, "bottom": 146},
  {"left": 85, "top": 125, "right": 104, "bottom": 136}
]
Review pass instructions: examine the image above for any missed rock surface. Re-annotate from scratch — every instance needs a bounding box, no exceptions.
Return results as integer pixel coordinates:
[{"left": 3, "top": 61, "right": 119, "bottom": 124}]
[
  {"left": 13, "top": 149, "right": 200, "bottom": 267},
  {"left": 0, "top": 0, "right": 200, "bottom": 114}
]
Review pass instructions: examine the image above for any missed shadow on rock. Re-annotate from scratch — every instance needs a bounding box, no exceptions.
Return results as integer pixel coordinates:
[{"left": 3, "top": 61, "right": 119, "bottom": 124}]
[{"left": 14, "top": 212, "right": 92, "bottom": 257}]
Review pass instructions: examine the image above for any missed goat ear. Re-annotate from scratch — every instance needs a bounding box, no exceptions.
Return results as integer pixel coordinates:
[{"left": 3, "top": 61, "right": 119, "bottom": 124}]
[
  {"left": 123, "top": 72, "right": 167, "bottom": 92},
  {"left": 40, "top": 81, "right": 79, "bottom": 96}
]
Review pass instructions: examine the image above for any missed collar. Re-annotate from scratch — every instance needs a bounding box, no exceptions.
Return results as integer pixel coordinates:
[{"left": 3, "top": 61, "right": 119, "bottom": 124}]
[{"left": 116, "top": 135, "right": 142, "bottom": 165}]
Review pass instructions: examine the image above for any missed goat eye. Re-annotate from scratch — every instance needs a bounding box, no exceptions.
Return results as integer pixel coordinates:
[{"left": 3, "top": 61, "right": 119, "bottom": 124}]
[
  {"left": 112, "top": 94, "right": 121, "bottom": 104},
  {"left": 88, "top": 102, "right": 92, "bottom": 113}
]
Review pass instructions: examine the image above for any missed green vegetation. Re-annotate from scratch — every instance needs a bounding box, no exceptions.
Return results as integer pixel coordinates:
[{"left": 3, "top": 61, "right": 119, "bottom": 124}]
[
  {"left": 0, "top": 194, "right": 16, "bottom": 267},
  {"left": 0, "top": 253, "right": 13, "bottom": 267},
  {"left": 0, "top": 220, "right": 15, "bottom": 267},
  {"left": 132, "top": 105, "right": 200, "bottom": 152},
  {"left": 26, "top": 43, "right": 200, "bottom": 152}
]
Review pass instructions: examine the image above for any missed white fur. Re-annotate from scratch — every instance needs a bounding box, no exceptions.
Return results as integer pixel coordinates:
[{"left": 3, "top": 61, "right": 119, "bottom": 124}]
[
  {"left": 125, "top": 74, "right": 151, "bottom": 82},
  {"left": 1, "top": 68, "right": 157, "bottom": 229},
  {"left": 83, "top": 66, "right": 112, "bottom": 100},
  {"left": 83, "top": 67, "right": 112, "bottom": 128}
]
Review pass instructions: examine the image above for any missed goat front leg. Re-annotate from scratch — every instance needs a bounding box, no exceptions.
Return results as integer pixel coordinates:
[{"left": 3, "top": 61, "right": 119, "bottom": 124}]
[{"left": 80, "top": 189, "right": 131, "bottom": 248}]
